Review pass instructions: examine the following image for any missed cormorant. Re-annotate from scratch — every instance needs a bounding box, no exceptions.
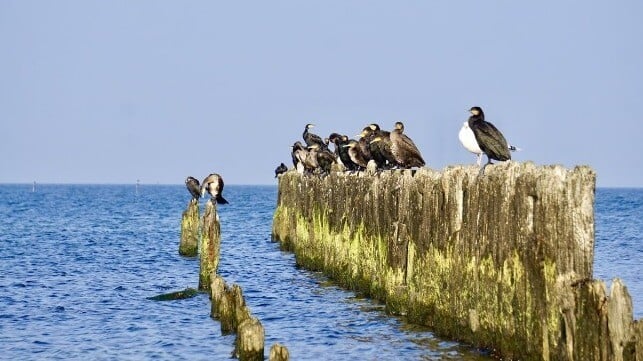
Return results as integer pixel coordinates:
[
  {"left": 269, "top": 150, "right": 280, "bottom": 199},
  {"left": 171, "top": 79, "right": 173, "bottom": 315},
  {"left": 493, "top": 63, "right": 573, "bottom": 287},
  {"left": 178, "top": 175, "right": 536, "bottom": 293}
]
[
  {"left": 388, "top": 121, "right": 425, "bottom": 168},
  {"left": 274, "top": 163, "right": 288, "bottom": 178},
  {"left": 364, "top": 123, "right": 396, "bottom": 169},
  {"left": 303, "top": 123, "right": 326, "bottom": 149},
  {"left": 291, "top": 141, "right": 305, "bottom": 168},
  {"left": 328, "top": 133, "right": 357, "bottom": 171},
  {"left": 309, "top": 143, "right": 336, "bottom": 175},
  {"left": 200, "top": 173, "right": 229, "bottom": 204},
  {"left": 344, "top": 139, "right": 370, "bottom": 170},
  {"left": 185, "top": 176, "right": 201, "bottom": 202},
  {"left": 459, "top": 109, "right": 518, "bottom": 166},
  {"left": 461, "top": 106, "right": 512, "bottom": 172}
]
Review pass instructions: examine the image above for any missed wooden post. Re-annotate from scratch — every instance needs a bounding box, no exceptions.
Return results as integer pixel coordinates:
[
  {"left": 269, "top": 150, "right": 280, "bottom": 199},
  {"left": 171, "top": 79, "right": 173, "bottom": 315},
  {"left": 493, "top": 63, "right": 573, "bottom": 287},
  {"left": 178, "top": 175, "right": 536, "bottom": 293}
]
[
  {"left": 179, "top": 200, "right": 200, "bottom": 256},
  {"left": 210, "top": 274, "right": 226, "bottom": 319},
  {"left": 199, "top": 200, "right": 220, "bottom": 291},
  {"left": 236, "top": 317, "right": 264, "bottom": 361},
  {"left": 269, "top": 343, "right": 290, "bottom": 361}
]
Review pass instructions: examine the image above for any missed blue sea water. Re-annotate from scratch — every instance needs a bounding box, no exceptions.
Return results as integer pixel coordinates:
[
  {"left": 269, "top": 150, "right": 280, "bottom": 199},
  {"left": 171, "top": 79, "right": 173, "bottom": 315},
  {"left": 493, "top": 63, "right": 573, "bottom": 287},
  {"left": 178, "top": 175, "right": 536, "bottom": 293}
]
[{"left": 0, "top": 184, "right": 640, "bottom": 360}]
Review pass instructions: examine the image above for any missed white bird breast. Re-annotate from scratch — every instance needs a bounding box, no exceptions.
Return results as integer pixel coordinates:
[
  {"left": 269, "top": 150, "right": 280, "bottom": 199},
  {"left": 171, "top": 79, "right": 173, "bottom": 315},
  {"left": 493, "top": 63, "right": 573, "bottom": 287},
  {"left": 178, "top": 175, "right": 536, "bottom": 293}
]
[{"left": 458, "top": 121, "right": 482, "bottom": 154}]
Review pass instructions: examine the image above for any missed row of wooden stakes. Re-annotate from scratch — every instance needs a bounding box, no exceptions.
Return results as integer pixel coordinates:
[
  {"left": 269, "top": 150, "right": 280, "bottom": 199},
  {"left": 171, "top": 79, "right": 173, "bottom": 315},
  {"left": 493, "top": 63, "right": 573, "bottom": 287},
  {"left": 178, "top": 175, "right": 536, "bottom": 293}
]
[{"left": 180, "top": 199, "right": 289, "bottom": 360}]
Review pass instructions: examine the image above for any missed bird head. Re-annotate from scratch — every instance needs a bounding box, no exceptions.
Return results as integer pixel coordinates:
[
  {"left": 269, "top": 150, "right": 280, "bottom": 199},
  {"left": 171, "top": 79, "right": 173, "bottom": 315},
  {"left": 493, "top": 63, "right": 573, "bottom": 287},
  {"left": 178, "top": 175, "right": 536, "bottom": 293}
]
[{"left": 469, "top": 106, "right": 483, "bottom": 116}]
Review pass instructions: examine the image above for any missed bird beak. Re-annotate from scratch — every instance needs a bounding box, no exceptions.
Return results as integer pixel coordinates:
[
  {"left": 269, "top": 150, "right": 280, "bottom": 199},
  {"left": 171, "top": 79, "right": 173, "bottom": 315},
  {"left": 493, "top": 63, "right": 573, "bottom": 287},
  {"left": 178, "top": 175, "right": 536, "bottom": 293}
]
[
  {"left": 370, "top": 137, "right": 382, "bottom": 144},
  {"left": 360, "top": 130, "right": 368, "bottom": 137}
]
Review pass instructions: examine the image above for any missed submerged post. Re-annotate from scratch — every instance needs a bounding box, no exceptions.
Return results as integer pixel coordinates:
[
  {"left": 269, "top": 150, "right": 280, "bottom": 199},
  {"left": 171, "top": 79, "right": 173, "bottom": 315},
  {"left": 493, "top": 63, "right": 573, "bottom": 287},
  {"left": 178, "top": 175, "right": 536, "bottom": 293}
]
[
  {"left": 179, "top": 200, "right": 200, "bottom": 256},
  {"left": 199, "top": 200, "right": 221, "bottom": 291},
  {"left": 269, "top": 343, "right": 290, "bottom": 361}
]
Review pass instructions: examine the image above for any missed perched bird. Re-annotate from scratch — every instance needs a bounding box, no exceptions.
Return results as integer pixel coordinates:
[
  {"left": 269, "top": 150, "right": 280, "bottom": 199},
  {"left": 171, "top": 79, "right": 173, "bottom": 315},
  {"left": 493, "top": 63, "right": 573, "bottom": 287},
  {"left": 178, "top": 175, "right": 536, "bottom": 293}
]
[
  {"left": 388, "top": 121, "right": 425, "bottom": 168},
  {"left": 303, "top": 123, "right": 326, "bottom": 149},
  {"left": 309, "top": 143, "right": 336, "bottom": 175},
  {"left": 328, "top": 133, "right": 357, "bottom": 171},
  {"left": 344, "top": 139, "right": 370, "bottom": 170},
  {"left": 291, "top": 141, "right": 305, "bottom": 168},
  {"left": 274, "top": 163, "right": 288, "bottom": 178},
  {"left": 200, "top": 173, "right": 229, "bottom": 204},
  {"left": 460, "top": 106, "right": 513, "bottom": 172},
  {"left": 368, "top": 123, "right": 397, "bottom": 169},
  {"left": 185, "top": 176, "right": 201, "bottom": 202},
  {"left": 361, "top": 125, "right": 394, "bottom": 170}
]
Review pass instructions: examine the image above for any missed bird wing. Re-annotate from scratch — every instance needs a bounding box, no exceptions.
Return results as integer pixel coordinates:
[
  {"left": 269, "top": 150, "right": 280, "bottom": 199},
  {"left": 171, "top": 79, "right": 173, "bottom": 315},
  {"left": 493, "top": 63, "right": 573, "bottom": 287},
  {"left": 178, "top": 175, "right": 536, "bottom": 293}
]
[{"left": 473, "top": 122, "right": 511, "bottom": 161}]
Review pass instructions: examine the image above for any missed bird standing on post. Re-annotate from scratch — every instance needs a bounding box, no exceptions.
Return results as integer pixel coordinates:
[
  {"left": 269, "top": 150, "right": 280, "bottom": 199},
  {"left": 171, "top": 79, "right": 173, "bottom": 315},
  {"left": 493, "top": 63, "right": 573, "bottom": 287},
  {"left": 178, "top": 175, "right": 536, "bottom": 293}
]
[
  {"left": 185, "top": 176, "right": 201, "bottom": 202},
  {"left": 459, "top": 106, "right": 513, "bottom": 173},
  {"left": 200, "top": 173, "right": 229, "bottom": 204},
  {"left": 388, "top": 121, "right": 425, "bottom": 169},
  {"left": 302, "top": 123, "right": 326, "bottom": 150},
  {"left": 274, "top": 163, "right": 288, "bottom": 178}
]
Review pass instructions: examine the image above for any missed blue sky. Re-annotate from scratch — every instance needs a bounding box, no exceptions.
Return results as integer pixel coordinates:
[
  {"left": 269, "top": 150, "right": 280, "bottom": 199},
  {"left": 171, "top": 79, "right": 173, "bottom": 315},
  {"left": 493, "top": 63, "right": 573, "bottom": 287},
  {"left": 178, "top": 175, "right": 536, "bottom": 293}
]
[{"left": 1, "top": 1, "right": 641, "bottom": 186}]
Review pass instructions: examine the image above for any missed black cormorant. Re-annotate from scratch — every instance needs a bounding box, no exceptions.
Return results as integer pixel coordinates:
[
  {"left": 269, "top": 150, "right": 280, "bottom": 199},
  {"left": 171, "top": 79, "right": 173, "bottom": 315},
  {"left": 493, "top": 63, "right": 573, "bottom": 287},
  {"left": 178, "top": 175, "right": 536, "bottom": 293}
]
[
  {"left": 291, "top": 141, "right": 305, "bottom": 168},
  {"left": 344, "top": 139, "right": 370, "bottom": 170},
  {"left": 459, "top": 108, "right": 518, "bottom": 166},
  {"left": 364, "top": 123, "right": 396, "bottom": 169},
  {"left": 200, "top": 173, "right": 229, "bottom": 204},
  {"left": 303, "top": 123, "right": 326, "bottom": 149},
  {"left": 274, "top": 163, "right": 288, "bottom": 178},
  {"left": 328, "top": 133, "right": 357, "bottom": 171},
  {"left": 462, "top": 106, "right": 511, "bottom": 172},
  {"left": 185, "top": 176, "right": 201, "bottom": 201},
  {"left": 388, "top": 121, "right": 425, "bottom": 168},
  {"left": 309, "top": 143, "right": 336, "bottom": 175}
]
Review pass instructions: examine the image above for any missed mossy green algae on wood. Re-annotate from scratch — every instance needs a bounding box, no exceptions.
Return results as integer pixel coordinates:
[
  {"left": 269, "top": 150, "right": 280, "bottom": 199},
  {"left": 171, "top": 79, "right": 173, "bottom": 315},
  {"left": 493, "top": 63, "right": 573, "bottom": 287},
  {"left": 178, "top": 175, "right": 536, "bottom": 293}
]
[
  {"left": 199, "top": 200, "right": 221, "bottom": 291},
  {"left": 179, "top": 200, "right": 200, "bottom": 256},
  {"left": 271, "top": 163, "right": 641, "bottom": 360}
]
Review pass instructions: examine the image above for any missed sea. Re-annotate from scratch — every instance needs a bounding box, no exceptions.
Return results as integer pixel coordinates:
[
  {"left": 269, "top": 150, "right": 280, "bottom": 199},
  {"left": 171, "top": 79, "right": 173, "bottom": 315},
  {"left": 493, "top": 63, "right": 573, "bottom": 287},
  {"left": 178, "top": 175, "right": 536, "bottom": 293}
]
[{"left": 0, "top": 184, "right": 640, "bottom": 360}]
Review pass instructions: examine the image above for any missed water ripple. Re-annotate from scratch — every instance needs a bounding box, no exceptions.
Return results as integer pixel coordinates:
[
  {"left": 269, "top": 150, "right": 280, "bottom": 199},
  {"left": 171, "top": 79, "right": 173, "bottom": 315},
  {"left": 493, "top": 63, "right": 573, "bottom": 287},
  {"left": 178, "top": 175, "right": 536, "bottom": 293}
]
[{"left": 0, "top": 184, "right": 639, "bottom": 360}]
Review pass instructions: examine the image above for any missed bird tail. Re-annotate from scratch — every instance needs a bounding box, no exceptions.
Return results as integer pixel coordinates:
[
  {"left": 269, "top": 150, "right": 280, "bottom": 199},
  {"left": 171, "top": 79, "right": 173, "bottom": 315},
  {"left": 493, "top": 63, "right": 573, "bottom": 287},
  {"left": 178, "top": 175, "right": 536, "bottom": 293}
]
[{"left": 216, "top": 195, "right": 229, "bottom": 205}]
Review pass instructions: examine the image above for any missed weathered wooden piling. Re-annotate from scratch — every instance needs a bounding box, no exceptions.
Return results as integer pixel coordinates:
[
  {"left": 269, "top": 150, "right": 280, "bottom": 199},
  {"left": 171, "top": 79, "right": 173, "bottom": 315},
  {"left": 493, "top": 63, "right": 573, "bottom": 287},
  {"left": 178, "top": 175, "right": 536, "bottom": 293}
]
[
  {"left": 269, "top": 343, "right": 290, "bottom": 361},
  {"left": 271, "top": 162, "right": 642, "bottom": 361},
  {"left": 210, "top": 274, "right": 267, "bottom": 360},
  {"left": 199, "top": 200, "right": 221, "bottom": 291},
  {"left": 179, "top": 200, "right": 200, "bottom": 256},
  {"left": 236, "top": 317, "right": 265, "bottom": 361}
]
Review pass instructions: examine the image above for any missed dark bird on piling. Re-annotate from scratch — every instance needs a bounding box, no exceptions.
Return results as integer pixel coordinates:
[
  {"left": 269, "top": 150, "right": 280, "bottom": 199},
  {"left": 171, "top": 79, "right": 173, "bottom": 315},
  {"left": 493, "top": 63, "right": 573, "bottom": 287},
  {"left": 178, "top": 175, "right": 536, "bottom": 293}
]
[
  {"left": 344, "top": 139, "right": 370, "bottom": 170},
  {"left": 274, "top": 163, "right": 288, "bottom": 178},
  {"left": 387, "top": 121, "right": 425, "bottom": 168},
  {"left": 329, "top": 133, "right": 357, "bottom": 171},
  {"left": 291, "top": 141, "right": 305, "bottom": 168},
  {"left": 459, "top": 107, "right": 518, "bottom": 166},
  {"left": 461, "top": 106, "right": 511, "bottom": 172},
  {"left": 308, "top": 143, "right": 336, "bottom": 175},
  {"left": 303, "top": 123, "right": 326, "bottom": 149},
  {"left": 363, "top": 124, "right": 396, "bottom": 169},
  {"left": 200, "top": 173, "right": 229, "bottom": 204},
  {"left": 185, "top": 176, "right": 201, "bottom": 201},
  {"left": 292, "top": 141, "right": 311, "bottom": 173}
]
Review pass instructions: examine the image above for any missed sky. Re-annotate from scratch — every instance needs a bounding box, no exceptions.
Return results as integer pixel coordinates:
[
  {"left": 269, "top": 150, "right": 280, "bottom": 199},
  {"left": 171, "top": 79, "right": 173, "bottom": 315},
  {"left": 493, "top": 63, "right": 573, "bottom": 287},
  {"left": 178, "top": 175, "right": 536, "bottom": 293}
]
[{"left": 1, "top": 1, "right": 642, "bottom": 186}]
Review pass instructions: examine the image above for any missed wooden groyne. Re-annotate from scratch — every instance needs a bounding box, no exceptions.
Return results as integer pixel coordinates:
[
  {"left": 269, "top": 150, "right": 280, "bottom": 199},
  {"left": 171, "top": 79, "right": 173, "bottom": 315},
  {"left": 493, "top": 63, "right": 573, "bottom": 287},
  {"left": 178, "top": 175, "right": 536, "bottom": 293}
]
[
  {"left": 181, "top": 198, "right": 290, "bottom": 360},
  {"left": 271, "top": 161, "right": 643, "bottom": 361}
]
